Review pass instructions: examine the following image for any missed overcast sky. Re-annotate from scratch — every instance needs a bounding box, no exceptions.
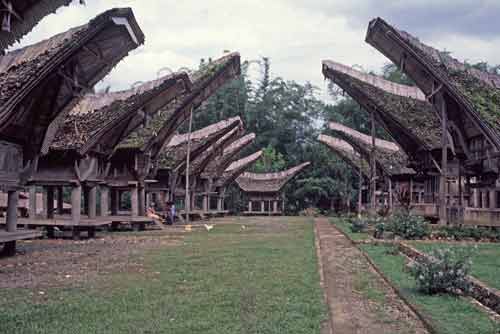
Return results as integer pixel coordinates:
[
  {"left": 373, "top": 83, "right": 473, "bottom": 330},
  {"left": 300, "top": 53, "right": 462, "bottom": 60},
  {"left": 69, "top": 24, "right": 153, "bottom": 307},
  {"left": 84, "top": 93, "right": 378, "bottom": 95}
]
[{"left": 14, "top": 0, "right": 500, "bottom": 100}]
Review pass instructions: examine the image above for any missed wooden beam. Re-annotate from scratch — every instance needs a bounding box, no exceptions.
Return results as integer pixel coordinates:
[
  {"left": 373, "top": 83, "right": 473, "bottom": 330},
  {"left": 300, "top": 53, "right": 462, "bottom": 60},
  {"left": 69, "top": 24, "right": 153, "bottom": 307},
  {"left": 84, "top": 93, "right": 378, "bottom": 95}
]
[{"left": 438, "top": 93, "right": 448, "bottom": 225}]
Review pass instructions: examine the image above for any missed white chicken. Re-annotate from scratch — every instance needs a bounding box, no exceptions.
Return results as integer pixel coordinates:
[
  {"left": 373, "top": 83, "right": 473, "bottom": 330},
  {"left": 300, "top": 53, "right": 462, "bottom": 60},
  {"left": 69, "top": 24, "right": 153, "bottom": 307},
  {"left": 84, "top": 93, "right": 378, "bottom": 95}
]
[{"left": 204, "top": 224, "right": 214, "bottom": 232}]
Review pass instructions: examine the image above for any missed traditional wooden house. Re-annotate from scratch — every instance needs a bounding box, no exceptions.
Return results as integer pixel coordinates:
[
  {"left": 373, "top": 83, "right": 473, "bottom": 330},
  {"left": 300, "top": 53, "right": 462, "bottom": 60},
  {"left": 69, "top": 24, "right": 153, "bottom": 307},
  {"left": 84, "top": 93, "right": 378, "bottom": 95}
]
[
  {"left": 329, "top": 122, "right": 415, "bottom": 210},
  {"left": 25, "top": 71, "right": 190, "bottom": 237},
  {"left": 109, "top": 53, "right": 241, "bottom": 221},
  {"left": 201, "top": 132, "right": 257, "bottom": 213},
  {"left": 151, "top": 117, "right": 242, "bottom": 216},
  {"left": 0, "top": 7, "right": 143, "bottom": 252},
  {"left": 236, "top": 162, "right": 311, "bottom": 215},
  {"left": 0, "top": 0, "right": 76, "bottom": 52},
  {"left": 318, "top": 134, "right": 370, "bottom": 212},
  {"left": 366, "top": 18, "right": 500, "bottom": 225}
]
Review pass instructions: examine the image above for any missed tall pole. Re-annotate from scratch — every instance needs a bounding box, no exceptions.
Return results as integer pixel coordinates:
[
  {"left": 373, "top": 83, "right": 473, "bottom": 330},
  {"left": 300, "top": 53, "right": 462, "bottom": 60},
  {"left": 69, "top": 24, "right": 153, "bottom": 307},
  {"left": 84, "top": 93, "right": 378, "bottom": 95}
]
[
  {"left": 185, "top": 107, "right": 194, "bottom": 224},
  {"left": 358, "top": 165, "right": 363, "bottom": 216},
  {"left": 370, "top": 109, "right": 377, "bottom": 214},
  {"left": 439, "top": 93, "right": 448, "bottom": 225}
]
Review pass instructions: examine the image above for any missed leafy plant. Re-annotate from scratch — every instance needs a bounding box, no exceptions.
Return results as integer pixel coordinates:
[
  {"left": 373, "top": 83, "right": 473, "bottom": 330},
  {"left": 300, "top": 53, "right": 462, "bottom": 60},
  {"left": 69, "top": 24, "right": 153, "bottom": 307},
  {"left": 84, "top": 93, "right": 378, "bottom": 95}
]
[
  {"left": 410, "top": 247, "right": 473, "bottom": 295},
  {"left": 373, "top": 222, "right": 385, "bottom": 239},
  {"left": 349, "top": 217, "right": 369, "bottom": 233},
  {"left": 387, "top": 212, "right": 430, "bottom": 239}
]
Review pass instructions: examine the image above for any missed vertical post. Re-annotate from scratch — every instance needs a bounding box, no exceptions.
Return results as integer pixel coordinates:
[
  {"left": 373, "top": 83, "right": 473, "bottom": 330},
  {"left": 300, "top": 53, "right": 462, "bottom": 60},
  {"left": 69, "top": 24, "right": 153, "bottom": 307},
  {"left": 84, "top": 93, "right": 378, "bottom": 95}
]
[
  {"left": 71, "top": 185, "right": 82, "bottom": 224},
  {"left": 110, "top": 189, "right": 118, "bottom": 215},
  {"left": 83, "top": 186, "right": 89, "bottom": 215},
  {"left": 370, "top": 109, "right": 377, "bottom": 214},
  {"left": 100, "top": 185, "right": 109, "bottom": 217},
  {"left": 248, "top": 201, "right": 252, "bottom": 213},
  {"left": 273, "top": 200, "right": 278, "bottom": 213},
  {"left": 473, "top": 188, "right": 479, "bottom": 208},
  {"left": 261, "top": 200, "right": 265, "bottom": 213},
  {"left": 185, "top": 107, "right": 194, "bottom": 224},
  {"left": 131, "top": 187, "right": 139, "bottom": 217},
  {"left": 29, "top": 186, "right": 37, "bottom": 220},
  {"left": 138, "top": 184, "right": 146, "bottom": 216},
  {"left": 202, "top": 194, "right": 208, "bottom": 212},
  {"left": 409, "top": 179, "right": 414, "bottom": 204},
  {"left": 388, "top": 178, "right": 393, "bottom": 211},
  {"left": 358, "top": 167, "right": 363, "bottom": 215},
  {"left": 42, "top": 186, "right": 48, "bottom": 218},
  {"left": 56, "top": 186, "right": 64, "bottom": 215},
  {"left": 439, "top": 93, "right": 448, "bottom": 225},
  {"left": 489, "top": 189, "right": 496, "bottom": 209},
  {"left": 88, "top": 186, "right": 97, "bottom": 219},
  {"left": 6, "top": 190, "right": 18, "bottom": 232},
  {"left": 46, "top": 186, "right": 54, "bottom": 219}
]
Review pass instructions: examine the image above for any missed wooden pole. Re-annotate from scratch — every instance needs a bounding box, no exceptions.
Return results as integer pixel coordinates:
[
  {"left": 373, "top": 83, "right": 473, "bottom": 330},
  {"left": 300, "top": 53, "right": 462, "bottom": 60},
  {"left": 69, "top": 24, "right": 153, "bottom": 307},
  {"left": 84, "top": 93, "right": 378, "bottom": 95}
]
[
  {"left": 6, "top": 190, "right": 18, "bottom": 232},
  {"left": 131, "top": 187, "right": 139, "bottom": 217},
  {"left": 370, "top": 109, "right": 377, "bottom": 214},
  {"left": 29, "top": 186, "right": 37, "bottom": 220},
  {"left": 57, "top": 186, "right": 64, "bottom": 214},
  {"left": 88, "top": 186, "right": 97, "bottom": 219},
  {"left": 439, "top": 93, "right": 448, "bottom": 225},
  {"left": 185, "top": 107, "right": 194, "bottom": 224},
  {"left": 71, "top": 185, "right": 81, "bottom": 225},
  {"left": 100, "top": 185, "right": 109, "bottom": 217},
  {"left": 358, "top": 166, "right": 363, "bottom": 216},
  {"left": 389, "top": 178, "right": 393, "bottom": 211}
]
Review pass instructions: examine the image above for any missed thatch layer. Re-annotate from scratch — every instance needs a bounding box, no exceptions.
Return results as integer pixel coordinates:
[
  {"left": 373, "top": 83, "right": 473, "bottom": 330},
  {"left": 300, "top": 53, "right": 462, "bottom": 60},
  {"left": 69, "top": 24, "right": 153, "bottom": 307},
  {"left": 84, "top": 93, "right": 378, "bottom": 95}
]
[
  {"left": 236, "top": 162, "right": 311, "bottom": 193},
  {"left": 216, "top": 150, "right": 263, "bottom": 188},
  {"left": 51, "top": 72, "right": 191, "bottom": 155},
  {"left": 318, "top": 134, "right": 370, "bottom": 177},
  {"left": 323, "top": 60, "right": 441, "bottom": 152}
]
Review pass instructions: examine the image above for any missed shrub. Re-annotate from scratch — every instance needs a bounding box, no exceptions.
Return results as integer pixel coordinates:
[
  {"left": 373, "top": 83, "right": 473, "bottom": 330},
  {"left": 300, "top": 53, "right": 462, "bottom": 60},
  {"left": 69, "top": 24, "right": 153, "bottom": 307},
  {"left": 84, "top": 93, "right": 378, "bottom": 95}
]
[
  {"left": 349, "top": 217, "right": 368, "bottom": 233},
  {"left": 373, "top": 222, "right": 385, "bottom": 239},
  {"left": 410, "top": 247, "right": 473, "bottom": 295},
  {"left": 387, "top": 212, "right": 430, "bottom": 239}
]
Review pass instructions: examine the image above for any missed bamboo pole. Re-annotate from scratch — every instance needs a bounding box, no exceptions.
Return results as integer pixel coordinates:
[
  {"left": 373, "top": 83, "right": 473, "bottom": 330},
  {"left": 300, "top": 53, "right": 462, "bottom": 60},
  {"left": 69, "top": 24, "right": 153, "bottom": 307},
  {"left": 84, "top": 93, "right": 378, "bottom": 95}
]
[
  {"left": 370, "top": 109, "right": 377, "bottom": 214},
  {"left": 185, "top": 107, "right": 194, "bottom": 224}
]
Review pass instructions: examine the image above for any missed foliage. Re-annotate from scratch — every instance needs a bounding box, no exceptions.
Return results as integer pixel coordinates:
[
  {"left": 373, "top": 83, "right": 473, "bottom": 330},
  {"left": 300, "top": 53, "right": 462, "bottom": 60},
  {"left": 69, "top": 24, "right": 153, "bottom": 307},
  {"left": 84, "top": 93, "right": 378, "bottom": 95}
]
[
  {"left": 386, "top": 212, "right": 430, "bottom": 239},
  {"left": 432, "top": 226, "right": 500, "bottom": 242},
  {"left": 373, "top": 222, "right": 385, "bottom": 239},
  {"left": 252, "top": 145, "right": 286, "bottom": 173},
  {"left": 410, "top": 247, "right": 473, "bottom": 295},
  {"left": 350, "top": 217, "right": 368, "bottom": 233},
  {"left": 298, "top": 207, "right": 320, "bottom": 217}
]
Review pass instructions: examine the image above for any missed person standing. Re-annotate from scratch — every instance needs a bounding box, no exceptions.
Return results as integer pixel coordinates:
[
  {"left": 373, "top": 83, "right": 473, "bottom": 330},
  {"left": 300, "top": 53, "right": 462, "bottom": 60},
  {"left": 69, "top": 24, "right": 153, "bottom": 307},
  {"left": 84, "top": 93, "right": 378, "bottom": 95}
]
[{"left": 170, "top": 202, "right": 176, "bottom": 224}]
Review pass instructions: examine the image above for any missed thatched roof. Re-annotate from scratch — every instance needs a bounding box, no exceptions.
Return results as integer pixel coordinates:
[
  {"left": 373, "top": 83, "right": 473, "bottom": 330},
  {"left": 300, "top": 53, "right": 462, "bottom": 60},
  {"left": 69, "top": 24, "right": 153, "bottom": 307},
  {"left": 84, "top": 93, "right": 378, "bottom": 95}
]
[
  {"left": 366, "top": 17, "right": 500, "bottom": 151},
  {"left": 119, "top": 53, "right": 241, "bottom": 158},
  {"left": 0, "top": 7, "right": 144, "bottom": 159},
  {"left": 50, "top": 72, "right": 191, "bottom": 156},
  {"left": 0, "top": 0, "right": 75, "bottom": 53},
  {"left": 317, "top": 134, "right": 370, "bottom": 178},
  {"left": 329, "top": 122, "right": 415, "bottom": 176},
  {"left": 203, "top": 132, "right": 256, "bottom": 178},
  {"left": 322, "top": 60, "right": 441, "bottom": 157},
  {"left": 236, "top": 162, "right": 311, "bottom": 193},
  {"left": 216, "top": 150, "right": 262, "bottom": 188},
  {"left": 187, "top": 117, "right": 243, "bottom": 176},
  {"left": 158, "top": 117, "right": 242, "bottom": 171}
]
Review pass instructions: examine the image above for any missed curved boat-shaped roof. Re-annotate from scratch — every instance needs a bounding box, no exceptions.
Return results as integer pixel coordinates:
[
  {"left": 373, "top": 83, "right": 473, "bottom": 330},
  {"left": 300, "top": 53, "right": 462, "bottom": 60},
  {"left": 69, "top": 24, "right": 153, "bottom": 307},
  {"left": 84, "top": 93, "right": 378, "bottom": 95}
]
[
  {"left": 203, "top": 132, "right": 256, "bottom": 178},
  {"left": 216, "top": 150, "right": 262, "bottom": 188},
  {"left": 322, "top": 60, "right": 441, "bottom": 157},
  {"left": 0, "top": 0, "right": 76, "bottom": 52},
  {"left": 158, "top": 117, "right": 242, "bottom": 172},
  {"left": 329, "top": 122, "right": 414, "bottom": 176},
  {"left": 120, "top": 53, "right": 241, "bottom": 158},
  {"left": 0, "top": 7, "right": 144, "bottom": 159},
  {"left": 236, "top": 161, "right": 311, "bottom": 193},
  {"left": 51, "top": 71, "right": 191, "bottom": 156},
  {"left": 366, "top": 17, "right": 500, "bottom": 152},
  {"left": 318, "top": 134, "right": 370, "bottom": 178}
]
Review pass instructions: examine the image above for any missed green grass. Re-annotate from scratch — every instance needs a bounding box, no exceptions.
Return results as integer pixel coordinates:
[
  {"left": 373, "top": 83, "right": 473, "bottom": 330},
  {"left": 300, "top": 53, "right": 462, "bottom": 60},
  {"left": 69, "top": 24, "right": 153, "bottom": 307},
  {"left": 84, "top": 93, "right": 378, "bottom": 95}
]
[
  {"left": 409, "top": 242, "right": 500, "bottom": 291},
  {"left": 0, "top": 217, "right": 326, "bottom": 333},
  {"left": 329, "top": 217, "right": 370, "bottom": 241},
  {"left": 361, "top": 244, "right": 500, "bottom": 334}
]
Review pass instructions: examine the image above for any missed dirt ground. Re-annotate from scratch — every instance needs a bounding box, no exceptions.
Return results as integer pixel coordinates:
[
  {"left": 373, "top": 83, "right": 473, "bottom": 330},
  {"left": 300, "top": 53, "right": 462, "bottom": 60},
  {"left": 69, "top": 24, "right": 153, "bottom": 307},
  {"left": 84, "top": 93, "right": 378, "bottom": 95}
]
[
  {"left": 315, "top": 218, "right": 429, "bottom": 334},
  {"left": 0, "top": 230, "right": 185, "bottom": 289}
]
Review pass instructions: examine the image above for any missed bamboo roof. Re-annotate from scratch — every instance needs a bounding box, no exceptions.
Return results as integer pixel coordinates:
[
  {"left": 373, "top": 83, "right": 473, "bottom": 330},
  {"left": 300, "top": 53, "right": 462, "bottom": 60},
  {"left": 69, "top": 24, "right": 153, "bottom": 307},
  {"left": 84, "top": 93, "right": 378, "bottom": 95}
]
[
  {"left": 0, "top": 0, "right": 75, "bottom": 52},
  {"left": 216, "top": 150, "right": 262, "bottom": 188},
  {"left": 317, "top": 134, "right": 370, "bottom": 178},
  {"left": 158, "top": 117, "right": 242, "bottom": 171},
  {"left": 366, "top": 17, "right": 500, "bottom": 150},
  {"left": 203, "top": 132, "right": 256, "bottom": 178},
  {"left": 50, "top": 71, "right": 191, "bottom": 156},
  {"left": 329, "top": 122, "right": 415, "bottom": 176},
  {"left": 236, "top": 162, "right": 311, "bottom": 193},
  {"left": 119, "top": 53, "right": 241, "bottom": 158},
  {"left": 0, "top": 7, "right": 144, "bottom": 159},
  {"left": 322, "top": 60, "right": 442, "bottom": 156}
]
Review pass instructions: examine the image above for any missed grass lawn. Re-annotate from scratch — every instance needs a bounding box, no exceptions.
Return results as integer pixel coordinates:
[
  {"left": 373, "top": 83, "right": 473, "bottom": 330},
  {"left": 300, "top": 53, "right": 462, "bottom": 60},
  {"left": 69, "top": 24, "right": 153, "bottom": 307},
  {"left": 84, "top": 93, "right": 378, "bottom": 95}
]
[
  {"left": 329, "top": 217, "right": 370, "bottom": 241},
  {"left": 409, "top": 242, "right": 500, "bottom": 291},
  {"left": 0, "top": 217, "right": 326, "bottom": 334},
  {"left": 361, "top": 244, "right": 500, "bottom": 334}
]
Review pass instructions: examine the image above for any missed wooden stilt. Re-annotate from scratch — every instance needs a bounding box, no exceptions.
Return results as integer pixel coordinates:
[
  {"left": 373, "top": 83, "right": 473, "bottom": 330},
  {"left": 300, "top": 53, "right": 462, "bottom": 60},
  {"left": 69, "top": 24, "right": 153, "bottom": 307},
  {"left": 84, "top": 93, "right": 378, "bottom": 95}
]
[
  {"left": 46, "top": 187, "right": 54, "bottom": 219},
  {"left": 138, "top": 185, "right": 145, "bottom": 216},
  {"left": 110, "top": 189, "right": 118, "bottom": 215},
  {"left": 71, "top": 185, "right": 82, "bottom": 225},
  {"left": 6, "top": 190, "right": 18, "bottom": 233},
  {"left": 131, "top": 187, "right": 139, "bottom": 217},
  {"left": 88, "top": 186, "right": 97, "bottom": 219},
  {"left": 57, "top": 186, "right": 64, "bottom": 214},
  {"left": 100, "top": 185, "right": 109, "bottom": 217},
  {"left": 29, "top": 186, "right": 37, "bottom": 220}
]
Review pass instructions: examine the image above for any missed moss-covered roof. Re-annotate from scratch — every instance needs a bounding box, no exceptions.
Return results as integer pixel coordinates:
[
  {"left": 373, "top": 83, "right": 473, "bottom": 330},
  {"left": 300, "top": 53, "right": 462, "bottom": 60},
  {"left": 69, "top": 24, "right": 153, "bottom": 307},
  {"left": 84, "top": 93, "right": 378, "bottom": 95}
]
[
  {"left": 322, "top": 60, "right": 441, "bottom": 154},
  {"left": 329, "top": 122, "right": 415, "bottom": 176},
  {"left": 216, "top": 150, "right": 263, "bottom": 188},
  {"left": 317, "top": 134, "right": 370, "bottom": 177},
  {"left": 118, "top": 53, "right": 241, "bottom": 155}
]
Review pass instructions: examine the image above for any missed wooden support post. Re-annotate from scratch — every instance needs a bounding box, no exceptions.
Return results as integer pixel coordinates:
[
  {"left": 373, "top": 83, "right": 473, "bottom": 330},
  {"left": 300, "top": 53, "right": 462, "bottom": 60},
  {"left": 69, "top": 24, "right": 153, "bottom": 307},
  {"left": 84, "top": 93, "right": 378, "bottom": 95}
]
[
  {"left": 88, "top": 186, "right": 97, "bottom": 219},
  {"left": 438, "top": 93, "right": 448, "bottom": 225},
  {"left": 42, "top": 187, "right": 48, "bottom": 218},
  {"left": 159, "top": 191, "right": 167, "bottom": 211},
  {"left": 482, "top": 191, "right": 488, "bottom": 209},
  {"left": 131, "top": 187, "right": 139, "bottom": 217},
  {"left": 473, "top": 188, "right": 479, "bottom": 208},
  {"left": 110, "top": 189, "right": 118, "bottom": 215},
  {"left": 100, "top": 185, "right": 109, "bottom": 217},
  {"left": 138, "top": 185, "right": 146, "bottom": 216},
  {"left": 83, "top": 186, "right": 89, "bottom": 215},
  {"left": 217, "top": 197, "right": 223, "bottom": 212},
  {"left": 409, "top": 179, "right": 414, "bottom": 204},
  {"left": 261, "top": 201, "right": 265, "bottom": 213},
  {"left": 6, "top": 190, "right": 18, "bottom": 232},
  {"left": 248, "top": 201, "right": 252, "bottom": 212},
  {"left": 202, "top": 194, "right": 208, "bottom": 212},
  {"left": 71, "top": 185, "right": 82, "bottom": 224},
  {"left": 57, "top": 186, "right": 64, "bottom": 214},
  {"left": 46, "top": 186, "right": 54, "bottom": 219},
  {"left": 273, "top": 200, "right": 278, "bottom": 213},
  {"left": 388, "top": 179, "right": 393, "bottom": 211},
  {"left": 370, "top": 109, "right": 377, "bottom": 214},
  {"left": 489, "top": 189, "right": 496, "bottom": 209},
  {"left": 29, "top": 186, "right": 37, "bottom": 220},
  {"left": 358, "top": 167, "right": 363, "bottom": 215}
]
